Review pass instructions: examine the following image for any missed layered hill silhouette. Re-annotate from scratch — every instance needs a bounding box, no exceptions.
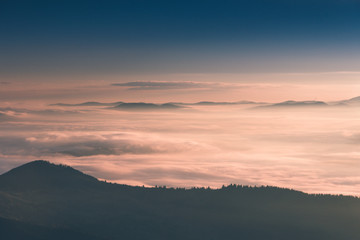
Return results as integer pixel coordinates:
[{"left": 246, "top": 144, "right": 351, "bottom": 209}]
[
  {"left": 112, "top": 102, "right": 183, "bottom": 110},
  {"left": 48, "top": 96, "right": 360, "bottom": 112},
  {"left": 254, "top": 100, "right": 328, "bottom": 109},
  {"left": 1, "top": 160, "right": 360, "bottom": 240},
  {"left": 338, "top": 96, "right": 360, "bottom": 106}
]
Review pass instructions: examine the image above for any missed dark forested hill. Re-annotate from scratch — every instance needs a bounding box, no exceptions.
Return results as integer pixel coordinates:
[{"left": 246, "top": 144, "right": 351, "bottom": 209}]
[
  {"left": 0, "top": 216, "right": 105, "bottom": 240},
  {"left": 0, "top": 160, "right": 359, "bottom": 240}
]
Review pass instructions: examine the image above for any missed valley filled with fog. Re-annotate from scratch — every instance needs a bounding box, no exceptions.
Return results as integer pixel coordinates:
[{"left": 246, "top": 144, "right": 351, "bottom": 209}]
[{"left": 1, "top": 99, "right": 359, "bottom": 195}]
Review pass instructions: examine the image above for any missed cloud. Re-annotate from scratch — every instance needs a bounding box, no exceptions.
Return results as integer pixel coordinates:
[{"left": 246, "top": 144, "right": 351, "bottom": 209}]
[
  {"left": 50, "top": 140, "right": 157, "bottom": 157},
  {"left": 1, "top": 101, "right": 360, "bottom": 195},
  {"left": 0, "top": 133, "right": 204, "bottom": 157},
  {"left": 0, "top": 112, "right": 15, "bottom": 121},
  {"left": 50, "top": 102, "right": 122, "bottom": 107},
  {"left": 31, "top": 109, "right": 81, "bottom": 116},
  {"left": 111, "top": 81, "right": 217, "bottom": 90},
  {"left": 0, "top": 81, "right": 10, "bottom": 85},
  {"left": 111, "top": 102, "right": 183, "bottom": 111},
  {"left": 105, "top": 166, "right": 240, "bottom": 187},
  {"left": 0, "top": 107, "right": 80, "bottom": 116}
]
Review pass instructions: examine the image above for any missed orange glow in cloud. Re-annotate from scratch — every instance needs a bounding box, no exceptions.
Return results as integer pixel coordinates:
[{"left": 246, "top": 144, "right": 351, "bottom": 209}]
[
  {"left": 1, "top": 71, "right": 360, "bottom": 105},
  {"left": 1, "top": 71, "right": 360, "bottom": 196},
  {"left": 1, "top": 102, "right": 360, "bottom": 196}
]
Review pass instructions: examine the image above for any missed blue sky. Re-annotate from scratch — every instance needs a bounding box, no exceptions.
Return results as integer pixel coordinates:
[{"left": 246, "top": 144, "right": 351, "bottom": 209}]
[{"left": 1, "top": 0, "right": 360, "bottom": 76}]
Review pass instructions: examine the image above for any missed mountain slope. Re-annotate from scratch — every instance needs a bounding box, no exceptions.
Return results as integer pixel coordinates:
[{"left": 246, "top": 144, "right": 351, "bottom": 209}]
[
  {"left": 0, "top": 160, "right": 99, "bottom": 192},
  {"left": 0, "top": 217, "right": 105, "bottom": 240},
  {"left": 112, "top": 102, "right": 183, "bottom": 110},
  {"left": 337, "top": 96, "right": 360, "bottom": 106},
  {"left": 254, "top": 100, "right": 328, "bottom": 109},
  {"left": 0, "top": 161, "right": 360, "bottom": 240}
]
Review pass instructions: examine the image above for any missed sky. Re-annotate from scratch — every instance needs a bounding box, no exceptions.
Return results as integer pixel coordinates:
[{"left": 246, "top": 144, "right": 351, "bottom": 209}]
[
  {"left": 2, "top": 0, "right": 360, "bottom": 77},
  {"left": 1, "top": 0, "right": 360, "bottom": 195}
]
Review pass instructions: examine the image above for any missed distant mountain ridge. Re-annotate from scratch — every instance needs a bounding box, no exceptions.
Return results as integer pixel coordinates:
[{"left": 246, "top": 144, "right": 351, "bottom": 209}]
[
  {"left": 1, "top": 161, "right": 360, "bottom": 240},
  {"left": 50, "top": 100, "right": 266, "bottom": 108},
  {"left": 49, "top": 96, "right": 360, "bottom": 111},
  {"left": 112, "top": 102, "right": 183, "bottom": 110},
  {"left": 271, "top": 100, "right": 327, "bottom": 107},
  {"left": 254, "top": 100, "right": 328, "bottom": 109},
  {"left": 338, "top": 96, "right": 360, "bottom": 105},
  {"left": 50, "top": 102, "right": 123, "bottom": 107}
]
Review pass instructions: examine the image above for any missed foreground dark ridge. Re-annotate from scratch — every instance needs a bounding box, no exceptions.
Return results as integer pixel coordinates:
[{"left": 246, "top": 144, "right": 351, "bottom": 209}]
[
  {"left": 0, "top": 160, "right": 355, "bottom": 197},
  {"left": 0, "top": 160, "right": 360, "bottom": 240}
]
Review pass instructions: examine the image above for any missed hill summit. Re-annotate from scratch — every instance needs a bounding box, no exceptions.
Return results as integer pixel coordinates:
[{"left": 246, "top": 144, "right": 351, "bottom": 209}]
[{"left": 0, "top": 160, "right": 99, "bottom": 191}]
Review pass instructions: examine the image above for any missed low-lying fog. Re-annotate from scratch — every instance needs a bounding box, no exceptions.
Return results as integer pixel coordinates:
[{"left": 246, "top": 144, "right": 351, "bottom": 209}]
[{"left": 1, "top": 101, "right": 359, "bottom": 195}]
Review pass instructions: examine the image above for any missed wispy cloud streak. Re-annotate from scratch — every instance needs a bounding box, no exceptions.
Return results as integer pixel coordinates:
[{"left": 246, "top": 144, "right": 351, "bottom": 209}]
[{"left": 112, "top": 81, "right": 217, "bottom": 90}]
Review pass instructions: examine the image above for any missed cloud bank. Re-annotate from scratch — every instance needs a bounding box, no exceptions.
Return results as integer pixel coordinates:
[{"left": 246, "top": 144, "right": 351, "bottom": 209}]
[
  {"left": 1, "top": 98, "right": 360, "bottom": 195},
  {"left": 112, "top": 81, "right": 214, "bottom": 90},
  {"left": 0, "top": 133, "right": 203, "bottom": 157}
]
